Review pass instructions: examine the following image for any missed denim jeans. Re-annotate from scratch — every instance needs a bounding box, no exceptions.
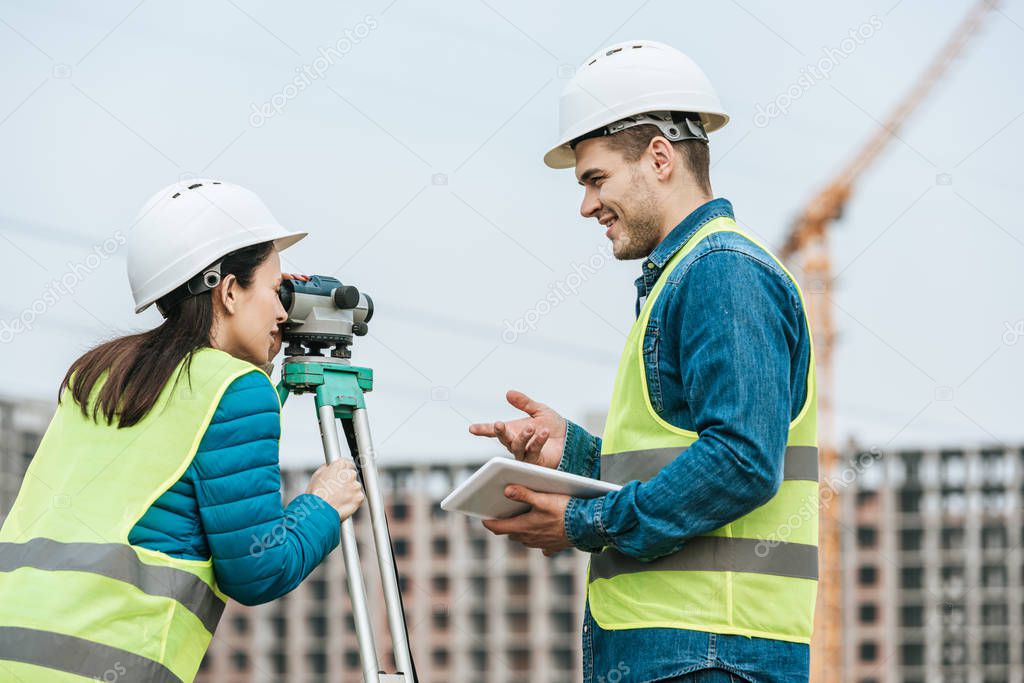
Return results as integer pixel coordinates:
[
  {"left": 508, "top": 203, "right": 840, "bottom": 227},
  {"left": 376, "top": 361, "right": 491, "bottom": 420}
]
[{"left": 582, "top": 604, "right": 809, "bottom": 683}]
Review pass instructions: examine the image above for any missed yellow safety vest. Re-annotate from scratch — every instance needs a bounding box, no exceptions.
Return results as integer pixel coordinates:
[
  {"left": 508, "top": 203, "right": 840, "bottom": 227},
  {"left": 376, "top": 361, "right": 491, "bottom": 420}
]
[
  {"left": 0, "top": 347, "right": 267, "bottom": 682},
  {"left": 588, "top": 216, "right": 819, "bottom": 644}
]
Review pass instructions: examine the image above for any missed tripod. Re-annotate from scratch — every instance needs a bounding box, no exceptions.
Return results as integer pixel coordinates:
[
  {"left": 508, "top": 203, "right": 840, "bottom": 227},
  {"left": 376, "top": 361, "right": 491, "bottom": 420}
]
[{"left": 278, "top": 354, "right": 416, "bottom": 683}]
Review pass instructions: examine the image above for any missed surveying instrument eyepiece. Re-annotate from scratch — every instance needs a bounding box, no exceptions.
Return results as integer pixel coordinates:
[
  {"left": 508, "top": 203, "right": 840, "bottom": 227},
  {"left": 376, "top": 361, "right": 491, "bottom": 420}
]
[{"left": 275, "top": 274, "right": 416, "bottom": 683}]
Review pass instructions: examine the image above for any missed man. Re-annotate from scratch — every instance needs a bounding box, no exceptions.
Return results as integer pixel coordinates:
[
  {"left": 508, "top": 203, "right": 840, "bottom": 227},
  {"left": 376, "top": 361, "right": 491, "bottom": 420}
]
[{"left": 469, "top": 41, "right": 818, "bottom": 682}]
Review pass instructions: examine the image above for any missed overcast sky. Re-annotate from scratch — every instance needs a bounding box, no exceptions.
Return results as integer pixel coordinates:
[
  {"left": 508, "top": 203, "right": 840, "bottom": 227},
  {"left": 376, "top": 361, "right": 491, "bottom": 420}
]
[{"left": 0, "top": 0, "right": 1021, "bottom": 468}]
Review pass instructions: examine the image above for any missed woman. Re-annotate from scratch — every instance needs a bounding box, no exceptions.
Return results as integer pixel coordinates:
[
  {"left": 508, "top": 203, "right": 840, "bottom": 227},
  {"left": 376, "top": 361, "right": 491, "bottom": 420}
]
[{"left": 0, "top": 179, "right": 363, "bottom": 682}]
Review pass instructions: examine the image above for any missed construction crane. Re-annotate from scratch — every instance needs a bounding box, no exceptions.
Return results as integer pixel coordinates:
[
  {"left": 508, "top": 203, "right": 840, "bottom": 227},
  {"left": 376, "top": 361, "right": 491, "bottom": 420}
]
[{"left": 777, "top": 2, "right": 999, "bottom": 680}]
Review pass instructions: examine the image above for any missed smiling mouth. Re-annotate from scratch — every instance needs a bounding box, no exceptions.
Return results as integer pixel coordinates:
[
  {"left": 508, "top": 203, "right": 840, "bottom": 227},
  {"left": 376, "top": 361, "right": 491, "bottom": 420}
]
[{"left": 601, "top": 214, "right": 619, "bottom": 236}]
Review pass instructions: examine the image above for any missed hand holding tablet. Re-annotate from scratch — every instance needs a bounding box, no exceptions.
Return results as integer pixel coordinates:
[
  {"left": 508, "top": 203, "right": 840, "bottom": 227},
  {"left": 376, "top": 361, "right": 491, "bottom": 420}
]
[{"left": 441, "top": 457, "right": 621, "bottom": 520}]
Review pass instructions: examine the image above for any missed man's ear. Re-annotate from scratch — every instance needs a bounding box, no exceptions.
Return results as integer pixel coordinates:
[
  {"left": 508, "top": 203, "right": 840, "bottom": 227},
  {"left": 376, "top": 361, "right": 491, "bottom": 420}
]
[
  {"left": 217, "top": 273, "right": 239, "bottom": 315},
  {"left": 647, "top": 136, "right": 676, "bottom": 181}
]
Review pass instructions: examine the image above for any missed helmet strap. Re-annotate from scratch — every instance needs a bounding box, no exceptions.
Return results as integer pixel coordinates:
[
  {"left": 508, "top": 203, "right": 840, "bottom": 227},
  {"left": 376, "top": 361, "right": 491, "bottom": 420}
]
[
  {"left": 154, "top": 261, "right": 223, "bottom": 318},
  {"left": 571, "top": 111, "right": 708, "bottom": 150}
]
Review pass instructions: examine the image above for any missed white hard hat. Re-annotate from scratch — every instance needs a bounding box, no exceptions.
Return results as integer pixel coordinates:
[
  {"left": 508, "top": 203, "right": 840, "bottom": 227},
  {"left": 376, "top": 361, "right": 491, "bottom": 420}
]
[
  {"left": 127, "top": 179, "right": 306, "bottom": 314},
  {"left": 543, "top": 40, "right": 729, "bottom": 169}
]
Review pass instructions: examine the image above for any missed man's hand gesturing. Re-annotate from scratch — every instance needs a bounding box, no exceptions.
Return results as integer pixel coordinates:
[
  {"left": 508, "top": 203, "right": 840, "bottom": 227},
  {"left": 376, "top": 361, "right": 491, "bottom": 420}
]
[{"left": 468, "top": 390, "right": 566, "bottom": 470}]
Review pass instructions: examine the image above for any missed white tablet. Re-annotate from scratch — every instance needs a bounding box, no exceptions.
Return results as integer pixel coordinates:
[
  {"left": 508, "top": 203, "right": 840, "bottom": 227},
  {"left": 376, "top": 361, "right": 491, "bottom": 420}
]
[{"left": 441, "top": 457, "right": 621, "bottom": 520}]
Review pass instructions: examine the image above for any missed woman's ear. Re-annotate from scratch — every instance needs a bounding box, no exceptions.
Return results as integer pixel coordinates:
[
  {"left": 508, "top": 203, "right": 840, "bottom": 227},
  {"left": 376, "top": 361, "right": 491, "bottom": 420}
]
[{"left": 217, "top": 273, "right": 239, "bottom": 315}]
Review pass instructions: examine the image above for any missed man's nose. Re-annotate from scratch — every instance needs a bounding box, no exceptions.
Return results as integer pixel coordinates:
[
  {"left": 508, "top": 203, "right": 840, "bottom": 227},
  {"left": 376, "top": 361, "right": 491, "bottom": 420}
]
[{"left": 580, "top": 187, "right": 601, "bottom": 218}]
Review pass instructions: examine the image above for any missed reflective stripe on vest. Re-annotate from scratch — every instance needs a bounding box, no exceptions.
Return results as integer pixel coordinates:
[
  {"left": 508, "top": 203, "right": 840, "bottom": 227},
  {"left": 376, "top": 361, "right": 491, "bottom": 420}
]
[
  {"left": 0, "top": 627, "right": 181, "bottom": 683},
  {"left": 590, "top": 536, "right": 819, "bottom": 583},
  {"left": 600, "top": 445, "right": 819, "bottom": 485},
  {"left": 0, "top": 538, "right": 225, "bottom": 633}
]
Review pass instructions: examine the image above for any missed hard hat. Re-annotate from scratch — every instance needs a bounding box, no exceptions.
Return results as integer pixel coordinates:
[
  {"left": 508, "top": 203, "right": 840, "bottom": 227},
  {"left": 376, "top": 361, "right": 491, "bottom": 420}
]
[
  {"left": 543, "top": 40, "right": 729, "bottom": 169},
  {"left": 127, "top": 179, "right": 306, "bottom": 314}
]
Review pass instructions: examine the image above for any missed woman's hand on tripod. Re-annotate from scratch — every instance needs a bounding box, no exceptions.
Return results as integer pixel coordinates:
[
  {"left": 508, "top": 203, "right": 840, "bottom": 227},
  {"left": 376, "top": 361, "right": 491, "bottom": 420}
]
[
  {"left": 307, "top": 460, "right": 365, "bottom": 521},
  {"left": 468, "top": 390, "right": 566, "bottom": 470}
]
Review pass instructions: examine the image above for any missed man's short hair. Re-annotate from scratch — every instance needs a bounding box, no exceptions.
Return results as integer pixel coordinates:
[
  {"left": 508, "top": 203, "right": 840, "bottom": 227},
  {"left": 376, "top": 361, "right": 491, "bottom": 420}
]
[{"left": 602, "top": 123, "right": 712, "bottom": 195}]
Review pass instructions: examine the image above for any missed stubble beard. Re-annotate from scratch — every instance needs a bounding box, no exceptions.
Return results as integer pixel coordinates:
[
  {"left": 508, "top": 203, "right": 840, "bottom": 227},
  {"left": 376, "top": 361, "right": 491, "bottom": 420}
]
[{"left": 611, "top": 172, "right": 663, "bottom": 261}]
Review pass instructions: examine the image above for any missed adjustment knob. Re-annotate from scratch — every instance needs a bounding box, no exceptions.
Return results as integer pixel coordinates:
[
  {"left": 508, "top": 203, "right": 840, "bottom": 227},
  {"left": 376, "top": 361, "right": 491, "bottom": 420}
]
[{"left": 333, "top": 285, "right": 361, "bottom": 309}]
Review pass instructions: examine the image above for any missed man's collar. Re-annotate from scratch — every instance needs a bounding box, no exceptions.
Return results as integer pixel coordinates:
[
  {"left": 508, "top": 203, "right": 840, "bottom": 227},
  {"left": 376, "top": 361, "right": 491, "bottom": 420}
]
[{"left": 644, "top": 198, "right": 735, "bottom": 270}]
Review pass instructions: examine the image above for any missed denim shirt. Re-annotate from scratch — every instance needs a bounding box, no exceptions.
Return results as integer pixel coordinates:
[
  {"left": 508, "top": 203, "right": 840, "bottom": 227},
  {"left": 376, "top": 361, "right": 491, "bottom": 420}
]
[{"left": 559, "top": 198, "right": 812, "bottom": 682}]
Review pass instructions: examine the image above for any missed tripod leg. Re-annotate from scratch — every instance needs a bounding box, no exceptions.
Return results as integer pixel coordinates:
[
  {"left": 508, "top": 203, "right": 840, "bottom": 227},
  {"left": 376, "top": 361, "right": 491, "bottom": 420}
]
[
  {"left": 349, "top": 407, "right": 416, "bottom": 682},
  {"left": 317, "top": 404, "right": 380, "bottom": 683}
]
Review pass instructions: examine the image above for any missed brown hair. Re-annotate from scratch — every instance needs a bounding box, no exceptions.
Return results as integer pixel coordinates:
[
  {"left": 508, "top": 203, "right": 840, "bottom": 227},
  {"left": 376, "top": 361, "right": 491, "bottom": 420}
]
[
  {"left": 601, "top": 124, "right": 712, "bottom": 195},
  {"left": 60, "top": 241, "right": 275, "bottom": 428}
]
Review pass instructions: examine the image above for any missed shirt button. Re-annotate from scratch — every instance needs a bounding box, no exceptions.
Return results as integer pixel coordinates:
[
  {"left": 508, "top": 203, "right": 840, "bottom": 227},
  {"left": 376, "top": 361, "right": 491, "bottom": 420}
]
[
  {"left": 583, "top": 623, "right": 589, "bottom": 632},
  {"left": 646, "top": 262, "right": 655, "bottom": 269}
]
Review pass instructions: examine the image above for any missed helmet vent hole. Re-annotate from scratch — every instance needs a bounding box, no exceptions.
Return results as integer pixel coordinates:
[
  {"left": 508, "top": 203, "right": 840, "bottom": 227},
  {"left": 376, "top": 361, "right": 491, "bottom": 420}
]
[
  {"left": 171, "top": 192, "right": 181, "bottom": 198},
  {"left": 187, "top": 183, "right": 203, "bottom": 190},
  {"left": 607, "top": 47, "right": 622, "bottom": 56}
]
